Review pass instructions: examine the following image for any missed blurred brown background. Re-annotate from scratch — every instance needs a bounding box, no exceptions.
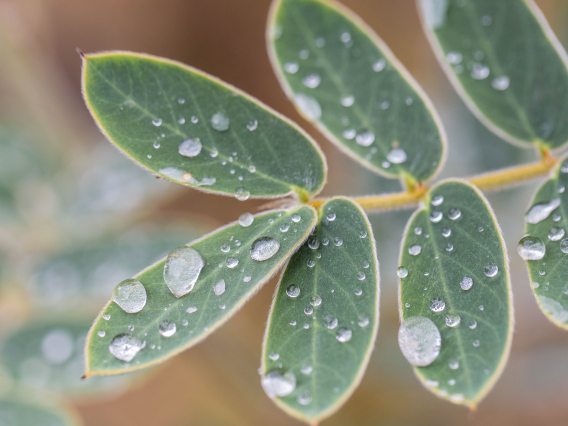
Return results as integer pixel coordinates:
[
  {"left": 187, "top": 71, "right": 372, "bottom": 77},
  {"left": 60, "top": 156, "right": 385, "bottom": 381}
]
[{"left": 1, "top": 0, "right": 568, "bottom": 425}]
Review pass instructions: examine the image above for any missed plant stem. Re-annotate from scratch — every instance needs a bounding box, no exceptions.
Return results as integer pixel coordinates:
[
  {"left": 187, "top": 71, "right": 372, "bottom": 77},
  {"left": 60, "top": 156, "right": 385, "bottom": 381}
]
[{"left": 310, "top": 156, "right": 559, "bottom": 213}]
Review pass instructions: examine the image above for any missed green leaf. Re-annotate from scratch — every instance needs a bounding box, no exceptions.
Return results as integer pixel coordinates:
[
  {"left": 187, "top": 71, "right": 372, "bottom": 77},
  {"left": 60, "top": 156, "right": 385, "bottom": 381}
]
[
  {"left": 522, "top": 157, "right": 568, "bottom": 329},
  {"left": 267, "top": 0, "right": 446, "bottom": 183},
  {"left": 399, "top": 180, "right": 512, "bottom": 407},
  {"left": 86, "top": 205, "right": 317, "bottom": 376},
  {"left": 82, "top": 52, "right": 326, "bottom": 201},
  {"left": 417, "top": 0, "right": 568, "bottom": 150},
  {"left": 261, "top": 198, "right": 378, "bottom": 422},
  {"left": 0, "top": 319, "right": 136, "bottom": 398}
]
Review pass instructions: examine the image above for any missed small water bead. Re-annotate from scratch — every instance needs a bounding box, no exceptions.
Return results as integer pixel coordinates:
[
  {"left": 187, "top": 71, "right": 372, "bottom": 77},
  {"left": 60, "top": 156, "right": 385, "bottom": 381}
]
[
  {"left": 409, "top": 245, "right": 422, "bottom": 256},
  {"left": 102, "top": 313, "right": 111, "bottom": 321},
  {"left": 415, "top": 227, "right": 422, "bottom": 235},
  {"left": 472, "top": 339, "right": 480, "bottom": 348},
  {"left": 324, "top": 315, "right": 338, "bottom": 330},
  {"left": 178, "top": 118, "right": 185, "bottom": 125},
  {"left": 448, "top": 208, "right": 461, "bottom": 220},
  {"left": 359, "top": 231, "right": 367, "bottom": 239},
  {"left": 340, "top": 31, "right": 351, "bottom": 43},
  {"left": 492, "top": 75, "right": 510, "bottom": 91},
  {"left": 340, "top": 95, "right": 355, "bottom": 107},
  {"left": 109, "top": 334, "right": 146, "bottom": 362},
  {"left": 449, "top": 361, "right": 459, "bottom": 370},
  {"left": 387, "top": 148, "right": 407, "bottom": 164},
  {"left": 261, "top": 370, "right": 296, "bottom": 398},
  {"left": 430, "top": 211, "right": 443, "bottom": 223},
  {"left": 358, "top": 315, "right": 369, "bottom": 327},
  {"left": 213, "top": 279, "right": 226, "bottom": 296},
  {"left": 307, "top": 260, "right": 316, "bottom": 268},
  {"left": 446, "top": 243, "right": 454, "bottom": 252},
  {"left": 290, "top": 320, "right": 297, "bottom": 326},
  {"left": 469, "top": 321, "right": 477, "bottom": 330},
  {"left": 431, "top": 195, "right": 444, "bottom": 206},
  {"left": 471, "top": 63, "right": 490, "bottom": 80},
  {"left": 538, "top": 295, "right": 568, "bottom": 323},
  {"left": 220, "top": 244, "right": 230, "bottom": 253},
  {"left": 484, "top": 263, "right": 499, "bottom": 277},
  {"left": 186, "top": 306, "right": 197, "bottom": 314},
  {"left": 286, "top": 285, "right": 300, "bottom": 298},
  {"left": 159, "top": 320, "right": 177, "bottom": 337},
  {"left": 294, "top": 94, "right": 322, "bottom": 120},
  {"left": 548, "top": 227, "right": 565, "bottom": 241},
  {"left": 460, "top": 277, "right": 473, "bottom": 291},
  {"left": 303, "top": 323, "right": 310, "bottom": 329},
  {"left": 178, "top": 138, "right": 202, "bottom": 157},
  {"left": 357, "top": 272, "right": 366, "bottom": 281},
  {"left": 299, "top": 49, "right": 309, "bottom": 59},
  {"left": 397, "top": 267, "right": 408, "bottom": 278},
  {"left": 336, "top": 327, "right": 352, "bottom": 343},
  {"left": 112, "top": 278, "right": 147, "bottom": 313},
  {"left": 291, "top": 214, "right": 301, "bottom": 223},
  {"left": 235, "top": 188, "right": 250, "bottom": 201},
  {"left": 297, "top": 390, "right": 312, "bottom": 406},
  {"left": 445, "top": 314, "right": 461, "bottom": 327},
  {"left": 227, "top": 258, "right": 239, "bottom": 268},
  {"left": 210, "top": 147, "right": 219, "bottom": 158},
  {"left": 517, "top": 235, "right": 546, "bottom": 260},
  {"left": 326, "top": 212, "right": 336, "bottom": 222},
  {"left": 446, "top": 51, "right": 463, "bottom": 64},
  {"left": 301, "top": 364, "right": 313, "bottom": 375},
  {"left": 152, "top": 118, "right": 162, "bottom": 126},
  {"left": 164, "top": 246, "right": 204, "bottom": 298},
  {"left": 442, "top": 228, "right": 451, "bottom": 237},
  {"left": 334, "top": 238, "right": 343, "bottom": 246},
  {"left": 398, "top": 316, "right": 442, "bottom": 367},
  {"left": 250, "top": 237, "right": 280, "bottom": 261},
  {"left": 430, "top": 298, "right": 445, "bottom": 312},
  {"left": 98, "top": 330, "right": 106, "bottom": 338},
  {"left": 238, "top": 212, "right": 254, "bottom": 227},
  {"left": 526, "top": 199, "right": 561, "bottom": 224},
  {"left": 356, "top": 131, "right": 375, "bottom": 147},
  {"left": 363, "top": 261, "right": 369, "bottom": 268},
  {"left": 322, "top": 238, "right": 329, "bottom": 246},
  {"left": 479, "top": 305, "right": 485, "bottom": 311},
  {"left": 153, "top": 141, "right": 161, "bottom": 149},
  {"left": 315, "top": 36, "right": 326, "bottom": 47},
  {"left": 304, "top": 306, "right": 314, "bottom": 315},
  {"left": 268, "top": 352, "right": 279, "bottom": 361},
  {"left": 280, "top": 223, "right": 290, "bottom": 232},
  {"left": 247, "top": 120, "right": 258, "bottom": 131},
  {"left": 561, "top": 239, "right": 568, "bottom": 254},
  {"left": 210, "top": 112, "right": 230, "bottom": 131},
  {"left": 310, "top": 295, "right": 322, "bottom": 306},
  {"left": 373, "top": 59, "right": 386, "bottom": 72},
  {"left": 191, "top": 116, "right": 199, "bottom": 123},
  {"left": 303, "top": 73, "right": 321, "bottom": 88},
  {"left": 447, "top": 379, "right": 456, "bottom": 386},
  {"left": 343, "top": 128, "right": 356, "bottom": 140},
  {"left": 354, "top": 288, "right": 363, "bottom": 296},
  {"left": 248, "top": 165, "right": 256, "bottom": 173},
  {"left": 284, "top": 62, "right": 299, "bottom": 74}
]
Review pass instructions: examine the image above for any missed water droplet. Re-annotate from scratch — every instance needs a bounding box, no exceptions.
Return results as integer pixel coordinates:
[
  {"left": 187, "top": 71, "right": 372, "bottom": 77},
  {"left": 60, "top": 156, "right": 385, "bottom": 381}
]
[
  {"left": 213, "top": 279, "right": 226, "bottom": 296},
  {"left": 398, "top": 316, "right": 441, "bottom": 367},
  {"left": 484, "top": 263, "right": 499, "bottom": 277},
  {"left": 373, "top": 59, "right": 386, "bottom": 72},
  {"left": 152, "top": 118, "right": 162, "bottom": 126},
  {"left": 387, "top": 148, "right": 407, "bottom": 164},
  {"left": 334, "top": 237, "right": 343, "bottom": 246},
  {"left": 303, "top": 73, "right": 321, "bottom": 88},
  {"left": 327, "top": 212, "right": 336, "bottom": 221},
  {"left": 301, "top": 364, "right": 313, "bottom": 375},
  {"left": 430, "top": 298, "right": 445, "bottom": 312},
  {"left": 415, "top": 227, "right": 423, "bottom": 235},
  {"left": 548, "top": 227, "right": 565, "bottom": 241},
  {"left": 446, "top": 51, "right": 463, "bottom": 64},
  {"left": 561, "top": 238, "right": 568, "bottom": 254},
  {"left": 343, "top": 128, "right": 356, "bottom": 140},
  {"left": 397, "top": 267, "right": 408, "bottom": 278},
  {"left": 294, "top": 94, "right": 322, "bottom": 120},
  {"left": 153, "top": 141, "right": 161, "bottom": 149},
  {"left": 251, "top": 237, "right": 280, "bottom": 261},
  {"left": 448, "top": 207, "right": 461, "bottom": 220},
  {"left": 460, "top": 277, "right": 473, "bottom": 291},
  {"left": 358, "top": 315, "right": 369, "bottom": 327},
  {"left": 280, "top": 223, "right": 290, "bottom": 232},
  {"left": 308, "top": 238, "right": 319, "bottom": 249},
  {"left": 98, "top": 330, "right": 106, "bottom": 338},
  {"left": 221, "top": 244, "right": 231, "bottom": 253},
  {"left": 284, "top": 62, "right": 299, "bottom": 74},
  {"left": 526, "top": 199, "right": 561, "bottom": 224},
  {"left": 539, "top": 295, "right": 568, "bottom": 323},
  {"left": 261, "top": 370, "right": 296, "bottom": 398},
  {"left": 354, "top": 288, "right": 363, "bottom": 296},
  {"left": 356, "top": 130, "right": 375, "bottom": 146},
  {"left": 291, "top": 214, "right": 301, "bottom": 223},
  {"left": 471, "top": 63, "right": 490, "bottom": 80},
  {"left": 159, "top": 320, "right": 177, "bottom": 338},
  {"left": 210, "top": 112, "right": 230, "bottom": 131},
  {"left": 186, "top": 306, "right": 197, "bottom": 314},
  {"left": 336, "top": 327, "right": 352, "bottom": 343},
  {"left": 430, "top": 211, "right": 443, "bottom": 223},
  {"left": 446, "top": 243, "right": 454, "bottom": 252},
  {"left": 178, "top": 138, "right": 202, "bottom": 157},
  {"left": 324, "top": 315, "right": 338, "bottom": 330},
  {"left": 431, "top": 195, "right": 444, "bottom": 206},
  {"left": 191, "top": 115, "right": 199, "bottom": 123},
  {"left": 322, "top": 238, "right": 329, "bottom": 246},
  {"left": 449, "top": 360, "right": 459, "bottom": 370},
  {"left": 268, "top": 351, "right": 279, "bottom": 361},
  {"left": 164, "top": 246, "right": 204, "bottom": 298},
  {"left": 178, "top": 118, "right": 185, "bottom": 125},
  {"left": 315, "top": 37, "right": 326, "bottom": 47},
  {"left": 285, "top": 285, "right": 301, "bottom": 298},
  {"left": 304, "top": 306, "right": 313, "bottom": 315},
  {"left": 518, "top": 235, "right": 546, "bottom": 260},
  {"left": 111, "top": 278, "right": 147, "bottom": 314},
  {"left": 340, "top": 95, "right": 355, "bottom": 107},
  {"left": 310, "top": 295, "right": 322, "bottom": 306},
  {"left": 445, "top": 314, "right": 461, "bottom": 327},
  {"left": 492, "top": 75, "right": 510, "bottom": 91},
  {"left": 239, "top": 212, "right": 254, "bottom": 227},
  {"left": 235, "top": 188, "right": 250, "bottom": 201},
  {"left": 307, "top": 260, "right": 315, "bottom": 268},
  {"left": 442, "top": 228, "right": 451, "bottom": 237},
  {"left": 479, "top": 305, "right": 485, "bottom": 311},
  {"left": 359, "top": 231, "right": 367, "bottom": 238},
  {"left": 247, "top": 120, "right": 258, "bottom": 131},
  {"left": 102, "top": 313, "right": 111, "bottom": 321},
  {"left": 409, "top": 245, "right": 422, "bottom": 256},
  {"left": 299, "top": 49, "right": 309, "bottom": 59},
  {"left": 472, "top": 339, "right": 480, "bottom": 347},
  {"left": 243, "top": 275, "right": 252, "bottom": 283},
  {"left": 109, "top": 334, "right": 145, "bottom": 362},
  {"left": 226, "top": 258, "right": 239, "bottom": 268},
  {"left": 357, "top": 272, "right": 366, "bottom": 281}
]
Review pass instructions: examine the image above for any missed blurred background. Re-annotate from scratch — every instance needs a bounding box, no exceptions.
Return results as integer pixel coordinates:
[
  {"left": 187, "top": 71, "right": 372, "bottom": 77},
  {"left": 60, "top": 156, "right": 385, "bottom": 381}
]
[{"left": 0, "top": 0, "right": 567, "bottom": 425}]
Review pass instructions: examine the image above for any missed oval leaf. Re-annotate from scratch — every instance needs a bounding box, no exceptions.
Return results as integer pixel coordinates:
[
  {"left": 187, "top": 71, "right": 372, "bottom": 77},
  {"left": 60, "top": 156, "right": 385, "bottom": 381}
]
[
  {"left": 267, "top": 0, "right": 446, "bottom": 183},
  {"left": 399, "top": 180, "right": 512, "bottom": 407},
  {"left": 261, "top": 198, "right": 379, "bottom": 422},
  {"left": 523, "top": 156, "right": 568, "bottom": 329},
  {"left": 85, "top": 206, "right": 317, "bottom": 376},
  {"left": 81, "top": 52, "right": 326, "bottom": 200},
  {"left": 417, "top": 0, "right": 568, "bottom": 150}
]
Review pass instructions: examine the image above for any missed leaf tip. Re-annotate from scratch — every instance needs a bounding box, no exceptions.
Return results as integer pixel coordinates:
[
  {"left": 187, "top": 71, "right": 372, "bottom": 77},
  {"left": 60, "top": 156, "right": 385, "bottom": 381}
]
[
  {"left": 80, "top": 373, "right": 89, "bottom": 380},
  {"left": 76, "top": 48, "right": 85, "bottom": 59}
]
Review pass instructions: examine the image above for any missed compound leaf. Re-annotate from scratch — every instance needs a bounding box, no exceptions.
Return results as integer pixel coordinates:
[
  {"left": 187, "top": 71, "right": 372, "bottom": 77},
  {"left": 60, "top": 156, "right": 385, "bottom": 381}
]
[
  {"left": 86, "top": 205, "right": 316, "bottom": 377},
  {"left": 267, "top": 0, "right": 446, "bottom": 183},
  {"left": 523, "top": 156, "right": 568, "bottom": 329},
  {"left": 418, "top": 0, "right": 568, "bottom": 150},
  {"left": 399, "top": 180, "right": 512, "bottom": 407},
  {"left": 82, "top": 52, "right": 326, "bottom": 201},
  {"left": 261, "top": 198, "right": 379, "bottom": 422}
]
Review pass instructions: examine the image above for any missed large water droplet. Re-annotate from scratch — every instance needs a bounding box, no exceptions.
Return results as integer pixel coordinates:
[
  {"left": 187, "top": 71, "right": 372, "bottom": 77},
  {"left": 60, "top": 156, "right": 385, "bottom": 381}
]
[
  {"left": 484, "top": 263, "right": 499, "bottom": 277},
  {"left": 430, "top": 298, "right": 445, "bottom": 312},
  {"left": 445, "top": 314, "right": 461, "bottom": 327},
  {"left": 409, "top": 245, "right": 422, "bottom": 256},
  {"left": 213, "top": 279, "right": 226, "bottom": 296},
  {"left": 159, "top": 320, "right": 177, "bottom": 337},
  {"left": 324, "top": 315, "right": 338, "bottom": 330},
  {"left": 294, "top": 94, "right": 322, "bottom": 120},
  {"left": 239, "top": 213, "right": 254, "bottom": 227},
  {"left": 226, "top": 257, "right": 239, "bottom": 268},
  {"left": 303, "top": 73, "right": 321, "bottom": 88},
  {"left": 460, "top": 277, "right": 473, "bottom": 291},
  {"left": 398, "top": 316, "right": 442, "bottom": 367},
  {"left": 251, "top": 237, "right": 280, "bottom": 261},
  {"left": 164, "top": 246, "right": 204, "bottom": 298},
  {"left": 210, "top": 112, "right": 230, "bottom": 131},
  {"left": 235, "top": 188, "right": 250, "bottom": 201},
  {"left": 178, "top": 138, "right": 202, "bottom": 157},
  {"left": 336, "top": 327, "right": 352, "bottom": 343},
  {"left": 387, "top": 148, "right": 407, "bottom": 164},
  {"left": 112, "top": 278, "right": 147, "bottom": 313},
  {"left": 526, "top": 199, "right": 561, "bottom": 224},
  {"left": 261, "top": 370, "right": 296, "bottom": 398},
  {"left": 448, "top": 207, "right": 461, "bottom": 220},
  {"left": 430, "top": 211, "right": 443, "bottom": 223},
  {"left": 109, "top": 334, "right": 146, "bottom": 362},
  {"left": 397, "top": 267, "right": 408, "bottom": 278},
  {"left": 356, "top": 130, "right": 375, "bottom": 146},
  {"left": 286, "top": 285, "right": 300, "bottom": 298},
  {"left": 517, "top": 235, "right": 546, "bottom": 260}
]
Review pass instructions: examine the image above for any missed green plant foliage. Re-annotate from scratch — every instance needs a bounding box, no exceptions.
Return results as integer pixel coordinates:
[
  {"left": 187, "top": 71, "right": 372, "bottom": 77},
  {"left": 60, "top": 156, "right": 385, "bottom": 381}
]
[
  {"left": 86, "top": 206, "right": 316, "bottom": 376},
  {"left": 417, "top": 0, "right": 568, "bottom": 150},
  {"left": 261, "top": 198, "right": 379, "bottom": 422},
  {"left": 398, "top": 180, "right": 512, "bottom": 407},
  {"left": 267, "top": 0, "right": 446, "bottom": 183},
  {"left": 523, "top": 157, "right": 568, "bottom": 329},
  {"left": 0, "top": 320, "right": 134, "bottom": 397},
  {"left": 81, "top": 52, "right": 327, "bottom": 201}
]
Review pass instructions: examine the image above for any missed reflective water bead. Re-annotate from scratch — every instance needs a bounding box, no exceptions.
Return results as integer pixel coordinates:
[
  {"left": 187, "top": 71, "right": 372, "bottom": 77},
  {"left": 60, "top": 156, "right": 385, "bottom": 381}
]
[
  {"left": 473, "top": 339, "right": 480, "bottom": 347},
  {"left": 98, "top": 330, "right": 105, "bottom": 338},
  {"left": 449, "top": 360, "right": 459, "bottom": 370},
  {"left": 336, "top": 327, "right": 352, "bottom": 343},
  {"left": 517, "top": 235, "right": 546, "bottom": 260},
  {"left": 280, "top": 223, "right": 290, "bottom": 232},
  {"left": 301, "top": 364, "right": 313, "bottom": 375},
  {"left": 397, "top": 267, "right": 408, "bottom": 278},
  {"left": 178, "top": 138, "right": 202, "bottom": 157},
  {"left": 310, "top": 295, "right": 322, "bottom": 306},
  {"left": 220, "top": 244, "right": 230, "bottom": 253},
  {"left": 442, "top": 228, "right": 451, "bottom": 237},
  {"left": 239, "top": 212, "right": 254, "bottom": 227},
  {"left": 355, "top": 130, "right": 375, "bottom": 147},
  {"left": 186, "top": 306, "right": 197, "bottom": 314},
  {"left": 102, "top": 313, "right": 111, "bottom": 321},
  {"left": 561, "top": 238, "right": 568, "bottom": 254},
  {"left": 324, "top": 315, "right": 338, "bottom": 329},
  {"left": 445, "top": 314, "right": 461, "bottom": 327},
  {"left": 387, "top": 148, "right": 407, "bottom": 164},
  {"left": 250, "top": 237, "right": 280, "bottom": 261},
  {"left": 469, "top": 321, "right": 477, "bottom": 329},
  {"left": 164, "top": 246, "right": 204, "bottom": 298},
  {"left": 112, "top": 278, "right": 147, "bottom": 313},
  {"left": 152, "top": 118, "right": 162, "bottom": 126},
  {"left": 409, "top": 245, "right": 422, "bottom": 256},
  {"left": 430, "top": 211, "right": 443, "bottom": 223},
  {"left": 247, "top": 120, "right": 258, "bottom": 131},
  {"left": 315, "top": 37, "right": 326, "bottom": 47},
  {"left": 243, "top": 276, "right": 251, "bottom": 282},
  {"left": 327, "top": 212, "right": 336, "bottom": 221},
  {"left": 373, "top": 59, "right": 386, "bottom": 72},
  {"left": 322, "top": 238, "right": 329, "bottom": 246},
  {"left": 448, "top": 207, "right": 461, "bottom": 220},
  {"left": 235, "top": 188, "right": 250, "bottom": 201},
  {"left": 159, "top": 320, "right": 177, "bottom": 337},
  {"left": 226, "top": 258, "right": 239, "bottom": 268},
  {"left": 446, "top": 243, "right": 453, "bottom": 252},
  {"left": 398, "top": 316, "right": 441, "bottom": 367},
  {"left": 268, "top": 352, "right": 279, "bottom": 361},
  {"left": 357, "top": 272, "right": 366, "bottom": 280},
  {"left": 304, "top": 306, "right": 313, "bottom": 315},
  {"left": 471, "top": 63, "right": 490, "bottom": 79},
  {"left": 354, "top": 288, "right": 363, "bottom": 296},
  {"left": 484, "top": 263, "right": 499, "bottom": 277},
  {"left": 526, "top": 199, "right": 561, "bottom": 224},
  {"left": 340, "top": 95, "right": 355, "bottom": 107},
  {"left": 213, "top": 279, "right": 226, "bottom": 296},
  {"left": 363, "top": 261, "right": 369, "bottom": 268},
  {"left": 191, "top": 115, "right": 199, "bottom": 123},
  {"left": 210, "top": 112, "right": 230, "bottom": 131},
  {"left": 291, "top": 214, "right": 301, "bottom": 223},
  {"left": 343, "top": 128, "right": 356, "bottom": 140},
  {"left": 358, "top": 315, "right": 369, "bottom": 327},
  {"left": 286, "top": 285, "right": 300, "bottom": 298},
  {"left": 415, "top": 227, "right": 423, "bottom": 235},
  {"left": 261, "top": 370, "right": 296, "bottom": 398},
  {"left": 460, "top": 277, "right": 473, "bottom": 291},
  {"left": 308, "top": 238, "right": 319, "bottom": 249},
  {"left": 492, "top": 75, "right": 510, "bottom": 91},
  {"left": 446, "top": 51, "right": 462, "bottom": 64},
  {"left": 109, "top": 334, "right": 146, "bottom": 362},
  {"left": 284, "top": 62, "right": 299, "bottom": 74},
  {"left": 430, "top": 298, "right": 445, "bottom": 312},
  {"left": 431, "top": 195, "right": 444, "bottom": 206},
  {"left": 303, "top": 73, "right": 321, "bottom": 88},
  {"left": 334, "top": 237, "right": 343, "bottom": 246},
  {"left": 307, "top": 260, "right": 315, "bottom": 268},
  {"left": 548, "top": 227, "right": 565, "bottom": 241},
  {"left": 294, "top": 94, "right": 322, "bottom": 120},
  {"left": 359, "top": 231, "right": 367, "bottom": 238},
  {"left": 297, "top": 390, "right": 312, "bottom": 406},
  {"left": 178, "top": 118, "right": 185, "bottom": 125}
]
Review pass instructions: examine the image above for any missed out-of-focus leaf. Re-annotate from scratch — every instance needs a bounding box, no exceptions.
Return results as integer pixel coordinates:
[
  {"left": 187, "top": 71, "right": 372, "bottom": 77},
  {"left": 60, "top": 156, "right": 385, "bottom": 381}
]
[
  {"left": 86, "top": 206, "right": 316, "bottom": 377},
  {"left": 417, "top": 0, "right": 568, "bottom": 150},
  {"left": 267, "top": 0, "right": 446, "bottom": 184},
  {"left": 82, "top": 52, "right": 327, "bottom": 200},
  {"left": 261, "top": 198, "right": 379, "bottom": 422},
  {"left": 399, "top": 180, "right": 512, "bottom": 407},
  {"left": 522, "top": 156, "right": 568, "bottom": 329}
]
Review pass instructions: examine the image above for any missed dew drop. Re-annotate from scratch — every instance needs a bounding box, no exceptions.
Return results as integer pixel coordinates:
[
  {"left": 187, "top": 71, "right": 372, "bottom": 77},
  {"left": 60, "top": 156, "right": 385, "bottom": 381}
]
[
  {"left": 303, "top": 73, "right": 321, "bottom": 88},
  {"left": 398, "top": 316, "right": 441, "bottom": 367},
  {"left": 284, "top": 62, "right": 299, "bottom": 74},
  {"left": 326, "top": 212, "right": 336, "bottom": 221},
  {"left": 164, "top": 246, "right": 204, "bottom": 298},
  {"left": 324, "top": 315, "right": 338, "bottom": 330},
  {"left": 340, "top": 95, "right": 355, "bottom": 107},
  {"left": 387, "top": 148, "right": 407, "bottom": 164},
  {"left": 210, "top": 112, "right": 230, "bottom": 131},
  {"left": 356, "top": 130, "right": 375, "bottom": 147},
  {"left": 469, "top": 321, "right": 477, "bottom": 329},
  {"left": 446, "top": 52, "right": 462, "bottom": 64},
  {"left": 213, "top": 279, "right": 226, "bottom": 296},
  {"left": 429, "top": 298, "right": 445, "bottom": 312},
  {"left": 310, "top": 295, "right": 322, "bottom": 306},
  {"left": 261, "top": 370, "right": 296, "bottom": 398},
  {"left": 415, "top": 227, "right": 423, "bottom": 235},
  {"left": 548, "top": 227, "right": 565, "bottom": 241},
  {"left": 471, "top": 63, "right": 490, "bottom": 79},
  {"left": 98, "top": 330, "right": 106, "bottom": 338},
  {"left": 291, "top": 214, "right": 301, "bottom": 223},
  {"left": 460, "top": 277, "right": 473, "bottom": 291},
  {"left": 484, "top": 263, "right": 499, "bottom": 277},
  {"left": 561, "top": 238, "right": 568, "bottom": 254},
  {"left": 357, "top": 272, "right": 366, "bottom": 281},
  {"left": 449, "top": 360, "right": 459, "bottom": 370},
  {"left": 343, "top": 128, "right": 356, "bottom": 140},
  {"left": 373, "top": 59, "right": 386, "bottom": 72},
  {"left": 518, "top": 235, "right": 546, "bottom": 260},
  {"left": 336, "top": 327, "right": 352, "bottom": 343},
  {"left": 358, "top": 315, "right": 369, "bottom": 327},
  {"left": 308, "top": 238, "right": 319, "bottom": 249},
  {"left": 102, "top": 313, "right": 111, "bottom": 321},
  {"left": 492, "top": 75, "right": 510, "bottom": 91},
  {"left": 239, "top": 212, "right": 254, "bottom": 227},
  {"left": 442, "top": 228, "right": 451, "bottom": 237},
  {"left": 268, "top": 352, "right": 279, "bottom": 361},
  {"left": 301, "top": 364, "right": 313, "bottom": 375},
  {"left": 397, "top": 267, "right": 408, "bottom": 278},
  {"left": 178, "top": 138, "right": 202, "bottom": 157},
  {"left": 430, "top": 211, "right": 443, "bottom": 223},
  {"left": 250, "top": 237, "right": 280, "bottom": 261},
  {"left": 526, "top": 199, "right": 561, "bottom": 224},
  {"left": 286, "top": 285, "right": 300, "bottom": 298},
  {"left": 280, "top": 223, "right": 290, "bottom": 232},
  {"left": 112, "top": 278, "right": 147, "bottom": 313},
  {"left": 431, "top": 195, "right": 444, "bottom": 206},
  {"left": 294, "top": 94, "right": 322, "bottom": 120},
  {"left": 226, "top": 258, "right": 239, "bottom": 268},
  {"left": 186, "top": 306, "right": 197, "bottom": 314},
  {"left": 448, "top": 208, "right": 461, "bottom": 220},
  {"left": 304, "top": 306, "right": 313, "bottom": 315},
  {"left": 409, "top": 245, "right": 422, "bottom": 256},
  {"left": 152, "top": 118, "right": 162, "bottom": 126},
  {"left": 445, "top": 314, "right": 461, "bottom": 327},
  {"left": 109, "top": 334, "right": 145, "bottom": 362},
  {"left": 539, "top": 295, "right": 568, "bottom": 323},
  {"left": 334, "top": 237, "right": 343, "bottom": 246},
  {"left": 235, "top": 188, "right": 250, "bottom": 201},
  {"left": 159, "top": 320, "right": 177, "bottom": 337}
]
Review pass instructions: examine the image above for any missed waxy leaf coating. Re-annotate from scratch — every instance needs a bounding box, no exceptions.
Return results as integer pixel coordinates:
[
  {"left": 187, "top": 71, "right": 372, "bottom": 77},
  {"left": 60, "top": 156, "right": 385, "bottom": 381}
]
[
  {"left": 418, "top": 0, "right": 568, "bottom": 150},
  {"left": 85, "top": 205, "right": 316, "bottom": 376},
  {"left": 399, "top": 180, "right": 512, "bottom": 407},
  {"left": 268, "top": 0, "right": 446, "bottom": 183},
  {"left": 262, "top": 198, "right": 379, "bottom": 422},
  {"left": 82, "top": 52, "right": 326, "bottom": 200}
]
